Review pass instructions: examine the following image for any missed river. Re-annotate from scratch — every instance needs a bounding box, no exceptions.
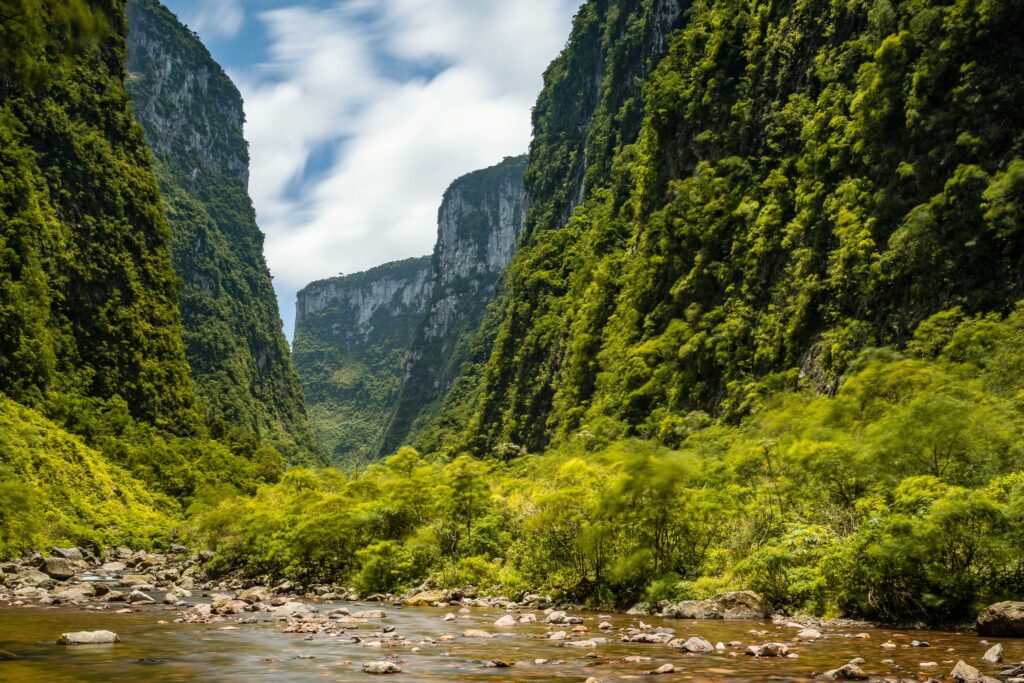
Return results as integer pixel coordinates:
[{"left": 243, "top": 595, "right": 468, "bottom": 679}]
[{"left": 0, "top": 600, "right": 1020, "bottom": 682}]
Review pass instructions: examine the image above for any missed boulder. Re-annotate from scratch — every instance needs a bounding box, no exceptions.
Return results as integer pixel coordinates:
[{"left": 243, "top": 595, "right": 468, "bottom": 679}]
[
  {"left": 50, "top": 548, "right": 84, "bottom": 561},
  {"left": 977, "top": 602, "right": 1024, "bottom": 637},
  {"left": 983, "top": 643, "right": 1004, "bottom": 664},
  {"left": 404, "top": 590, "right": 448, "bottom": 606},
  {"left": 127, "top": 590, "right": 155, "bottom": 604},
  {"left": 713, "top": 591, "right": 767, "bottom": 619},
  {"left": 57, "top": 630, "right": 119, "bottom": 645},
  {"left": 98, "top": 561, "right": 126, "bottom": 573},
  {"left": 746, "top": 642, "right": 790, "bottom": 657},
  {"left": 494, "top": 615, "right": 517, "bottom": 627},
  {"left": 678, "top": 636, "right": 714, "bottom": 653},
  {"left": 951, "top": 660, "right": 1002, "bottom": 683},
  {"left": 822, "top": 664, "right": 869, "bottom": 680},
  {"left": 545, "top": 611, "right": 568, "bottom": 624},
  {"left": 273, "top": 602, "right": 316, "bottom": 619},
  {"left": 352, "top": 610, "right": 387, "bottom": 619},
  {"left": 40, "top": 557, "right": 76, "bottom": 581},
  {"left": 463, "top": 629, "right": 494, "bottom": 638},
  {"left": 797, "top": 628, "right": 822, "bottom": 640},
  {"left": 626, "top": 602, "right": 651, "bottom": 615},
  {"left": 362, "top": 661, "right": 401, "bottom": 674}
]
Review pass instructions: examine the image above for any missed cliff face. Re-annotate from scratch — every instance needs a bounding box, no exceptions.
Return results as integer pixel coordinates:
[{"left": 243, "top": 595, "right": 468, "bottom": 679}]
[
  {"left": 294, "top": 258, "right": 433, "bottom": 466},
  {"left": 431, "top": 0, "right": 1024, "bottom": 455},
  {"left": 125, "top": 0, "right": 320, "bottom": 463},
  {"left": 379, "top": 156, "right": 527, "bottom": 455}
]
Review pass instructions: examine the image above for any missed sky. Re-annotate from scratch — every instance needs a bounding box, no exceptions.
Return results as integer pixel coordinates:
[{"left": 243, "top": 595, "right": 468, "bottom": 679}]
[{"left": 160, "top": 0, "right": 583, "bottom": 340}]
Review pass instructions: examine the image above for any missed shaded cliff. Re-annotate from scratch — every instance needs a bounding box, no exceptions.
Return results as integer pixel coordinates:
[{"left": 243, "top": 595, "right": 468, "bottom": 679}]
[
  {"left": 379, "top": 156, "right": 527, "bottom": 455},
  {"left": 294, "top": 257, "right": 433, "bottom": 466},
  {"left": 125, "top": 0, "right": 320, "bottom": 464}
]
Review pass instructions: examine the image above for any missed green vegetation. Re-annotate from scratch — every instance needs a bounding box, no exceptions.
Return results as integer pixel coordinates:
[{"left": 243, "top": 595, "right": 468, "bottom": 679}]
[
  {"left": 126, "top": 0, "right": 321, "bottom": 464},
  {"left": 294, "top": 257, "right": 432, "bottom": 466},
  {"left": 193, "top": 306, "right": 1024, "bottom": 624},
  {"left": 439, "top": 0, "right": 1024, "bottom": 455},
  {"left": 0, "top": 0, "right": 296, "bottom": 553}
]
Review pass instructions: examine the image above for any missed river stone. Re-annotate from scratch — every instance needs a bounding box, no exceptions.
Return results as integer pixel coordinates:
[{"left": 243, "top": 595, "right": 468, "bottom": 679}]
[
  {"left": 564, "top": 639, "right": 598, "bottom": 648},
  {"left": 797, "top": 627, "right": 822, "bottom": 640},
  {"left": 518, "top": 613, "right": 537, "bottom": 623},
  {"left": 50, "top": 548, "right": 84, "bottom": 561},
  {"left": 99, "top": 561, "right": 126, "bottom": 573},
  {"left": 57, "top": 630, "right": 119, "bottom": 645},
  {"left": 746, "top": 642, "right": 790, "bottom": 657},
  {"left": 494, "top": 615, "right": 517, "bottom": 627},
  {"left": 545, "top": 611, "right": 568, "bottom": 624},
  {"left": 352, "top": 610, "right": 387, "bottom": 619},
  {"left": 984, "top": 643, "right": 1004, "bottom": 664},
  {"left": 273, "top": 602, "right": 316, "bottom": 619},
  {"left": 822, "top": 664, "right": 869, "bottom": 680},
  {"left": 679, "top": 636, "right": 714, "bottom": 653},
  {"left": 978, "top": 602, "right": 1024, "bottom": 637},
  {"left": 40, "top": 557, "right": 76, "bottom": 581},
  {"left": 405, "top": 590, "right": 448, "bottom": 606},
  {"left": 127, "top": 590, "right": 155, "bottom": 604},
  {"left": 361, "top": 661, "right": 401, "bottom": 674},
  {"left": 951, "top": 659, "right": 1002, "bottom": 683},
  {"left": 17, "top": 569, "right": 53, "bottom": 586},
  {"left": 463, "top": 629, "right": 493, "bottom": 638}
]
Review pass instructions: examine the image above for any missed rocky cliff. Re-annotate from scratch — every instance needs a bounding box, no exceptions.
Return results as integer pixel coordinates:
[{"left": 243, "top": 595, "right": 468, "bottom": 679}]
[
  {"left": 379, "top": 156, "right": 527, "bottom": 455},
  {"left": 294, "top": 257, "right": 433, "bottom": 465},
  {"left": 125, "top": 0, "right": 320, "bottom": 463}
]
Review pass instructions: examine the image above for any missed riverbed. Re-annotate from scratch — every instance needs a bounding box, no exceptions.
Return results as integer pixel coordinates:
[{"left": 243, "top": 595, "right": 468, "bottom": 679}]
[{"left": 0, "top": 600, "right": 1020, "bottom": 682}]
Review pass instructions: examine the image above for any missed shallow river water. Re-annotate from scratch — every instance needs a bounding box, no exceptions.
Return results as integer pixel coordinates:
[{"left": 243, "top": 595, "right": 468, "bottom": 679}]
[{"left": 0, "top": 601, "right": 1021, "bottom": 682}]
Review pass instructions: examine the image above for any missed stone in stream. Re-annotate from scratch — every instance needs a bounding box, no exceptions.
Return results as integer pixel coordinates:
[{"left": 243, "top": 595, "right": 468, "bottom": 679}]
[
  {"left": 361, "top": 661, "right": 401, "bottom": 674},
  {"left": 821, "top": 663, "right": 869, "bottom": 680},
  {"left": 127, "top": 590, "right": 155, "bottom": 605},
  {"left": 273, "top": 602, "right": 317, "bottom": 619},
  {"left": 463, "top": 629, "right": 494, "bottom": 638},
  {"left": 352, "top": 610, "right": 387, "bottom": 619},
  {"left": 494, "top": 614, "right": 517, "bottom": 627},
  {"left": 50, "top": 548, "right": 84, "bottom": 561},
  {"left": 977, "top": 601, "right": 1024, "bottom": 637},
  {"left": 663, "top": 590, "right": 767, "bottom": 620},
  {"left": 442, "top": 613, "right": 456, "bottom": 622},
  {"left": 797, "top": 627, "right": 823, "bottom": 640},
  {"left": 57, "top": 630, "right": 119, "bottom": 645},
  {"left": 951, "top": 659, "right": 1002, "bottom": 683},
  {"left": 983, "top": 643, "right": 1004, "bottom": 664},
  {"left": 746, "top": 642, "right": 790, "bottom": 657},
  {"left": 518, "top": 613, "right": 537, "bottom": 624},
  {"left": 40, "top": 557, "right": 77, "bottom": 581},
  {"left": 674, "top": 636, "right": 714, "bottom": 652},
  {"left": 644, "top": 663, "right": 675, "bottom": 675}
]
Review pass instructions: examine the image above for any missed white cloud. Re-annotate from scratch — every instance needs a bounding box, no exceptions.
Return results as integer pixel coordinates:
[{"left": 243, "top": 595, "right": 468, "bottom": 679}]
[
  {"left": 184, "top": 0, "right": 244, "bottom": 40},
  {"left": 233, "top": 0, "right": 582, "bottom": 337}
]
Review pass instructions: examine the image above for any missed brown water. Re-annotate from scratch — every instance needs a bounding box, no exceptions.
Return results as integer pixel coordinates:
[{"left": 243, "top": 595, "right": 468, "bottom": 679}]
[{"left": 0, "top": 601, "right": 1021, "bottom": 682}]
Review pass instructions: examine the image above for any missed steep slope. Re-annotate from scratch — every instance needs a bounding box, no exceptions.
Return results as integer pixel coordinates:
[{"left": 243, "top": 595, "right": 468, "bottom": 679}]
[
  {"left": 125, "top": 0, "right": 320, "bottom": 464},
  {"left": 294, "top": 257, "right": 433, "bottom": 466},
  {"left": 436, "top": 0, "right": 1024, "bottom": 454},
  {"left": 379, "top": 156, "right": 527, "bottom": 455},
  {"left": 0, "top": 0, "right": 196, "bottom": 431}
]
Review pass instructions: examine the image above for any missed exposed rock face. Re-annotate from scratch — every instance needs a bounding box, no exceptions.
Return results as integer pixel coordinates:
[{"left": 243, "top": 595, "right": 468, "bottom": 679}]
[
  {"left": 294, "top": 258, "right": 433, "bottom": 465},
  {"left": 977, "top": 601, "right": 1024, "bottom": 637},
  {"left": 295, "top": 157, "right": 527, "bottom": 464},
  {"left": 126, "top": 0, "right": 320, "bottom": 463},
  {"left": 380, "top": 156, "right": 527, "bottom": 455}
]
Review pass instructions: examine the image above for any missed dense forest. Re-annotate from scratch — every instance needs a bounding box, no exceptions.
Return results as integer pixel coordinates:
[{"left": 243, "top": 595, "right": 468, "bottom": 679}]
[{"left": 1, "top": 0, "right": 1023, "bottom": 629}]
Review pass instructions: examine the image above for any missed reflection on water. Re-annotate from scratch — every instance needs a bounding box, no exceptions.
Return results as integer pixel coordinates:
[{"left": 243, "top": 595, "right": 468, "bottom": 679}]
[{"left": 0, "top": 601, "right": 1020, "bottom": 682}]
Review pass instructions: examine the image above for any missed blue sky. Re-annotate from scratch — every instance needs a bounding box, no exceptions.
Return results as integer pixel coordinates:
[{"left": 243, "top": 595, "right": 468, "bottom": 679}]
[{"left": 161, "top": 0, "right": 582, "bottom": 340}]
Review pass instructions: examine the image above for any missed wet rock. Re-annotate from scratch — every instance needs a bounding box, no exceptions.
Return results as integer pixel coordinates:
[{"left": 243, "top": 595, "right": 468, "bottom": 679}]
[
  {"left": 664, "top": 591, "right": 766, "bottom": 620},
  {"left": 977, "top": 602, "right": 1024, "bottom": 637},
  {"left": 677, "top": 636, "right": 714, "bottom": 653},
  {"left": 405, "top": 590, "right": 448, "bottom": 606},
  {"left": 518, "top": 613, "right": 537, "bottom": 624},
  {"left": 17, "top": 569, "right": 52, "bottom": 586},
  {"left": 98, "top": 561, "right": 126, "bottom": 573},
  {"left": 482, "top": 659, "right": 513, "bottom": 668},
  {"left": 50, "top": 548, "right": 84, "bottom": 561},
  {"left": 239, "top": 587, "right": 269, "bottom": 603},
  {"left": 564, "top": 639, "right": 598, "bottom": 649},
  {"left": 463, "top": 629, "right": 493, "bottom": 638},
  {"left": 57, "top": 630, "right": 119, "bottom": 645},
  {"left": 273, "top": 602, "right": 317, "bottom": 619},
  {"left": 598, "top": 621, "right": 613, "bottom": 630},
  {"left": 361, "top": 661, "right": 401, "bottom": 674},
  {"left": 127, "top": 590, "right": 155, "bottom": 605},
  {"left": 821, "top": 663, "right": 869, "bottom": 680},
  {"left": 983, "top": 643, "right": 1003, "bottom": 664},
  {"left": 746, "top": 642, "right": 790, "bottom": 657},
  {"left": 40, "top": 557, "right": 76, "bottom": 581},
  {"left": 632, "top": 632, "right": 673, "bottom": 644},
  {"left": 626, "top": 603, "right": 652, "bottom": 615},
  {"left": 650, "top": 663, "right": 675, "bottom": 674},
  {"left": 442, "top": 613, "right": 456, "bottom": 622},
  {"left": 951, "top": 659, "right": 1001, "bottom": 683},
  {"left": 352, "top": 610, "right": 387, "bottom": 619},
  {"left": 546, "top": 611, "right": 568, "bottom": 624},
  {"left": 494, "top": 614, "right": 517, "bottom": 627},
  {"left": 54, "top": 583, "right": 95, "bottom": 602},
  {"left": 797, "top": 628, "right": 823, "bottom": 640}
]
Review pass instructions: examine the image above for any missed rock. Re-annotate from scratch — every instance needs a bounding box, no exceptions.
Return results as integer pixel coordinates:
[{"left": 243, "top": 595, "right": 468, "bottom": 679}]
[
  {"left": 127, "top": 590, "right": 155, "bottom": 604},
  {"left": 983, "top": 643, "right": 1004, "bottom": 664},
  {"left": 40, "top": 557, "right": 76, "bottom": 581},
  {"left": 645, "top": 663, "right": 675, "bottom": 675},
  {"left": 482, "top": 660, "right": 513, "bottom": 668},
  {"left": 54, "top": 583, "right": 95, "bottom": 602},
  {"left": 634, "top": 633, "right": 673, "bottom": 644},
  {"left": 239, "top": 587, "right": 269, "bottom": 604},
  {"left": 361, "top": 661, "right": 401, "bottom": 674},
  {"left": 98, "top": 561, "right": 126, "bottom": 573},
  {"left": 185, "top": 604, "right": 212, "bottom": 620},
  {"left": 463, "top": 629, "right": 493, "bottom": 638},
  {"left": 598, "top": 621, "right": 613, "bottom": 630},
  {"left": 198, "top": 550, "right": 215, "bottom": 563},
  {"left": 664, "top": 591, "right": 766, "bottom": 620},
  {"left": 822, "top": 664, "right": 869, "bottom": 680},
  {"left": 352, "top": 610, "right": 387, "bottom": 619},
  {"left": 15, "top": 569, "right": 51, "bottom": 586},
  {"left": 273, "top": 602, "right": 316, "bottom": 619},
  {"left": 678, "top": 636, "right": 714, "bottom": 653},
  {"left": 442, "top": 613, "right": 456, "bottom": 622},
  {"left": 57, "top": 630, "right": 119, "bottom": 645},
  {"left": 746, "top": 642, "right": 790, "bottom": 657},
  {"left": 518, "top": 613, "right": 537, "bottom": 624},
  {"left": 545, "top": 611, "right": 568, "bottom": 624},
  {"left": 50, "top": 548, "right": 84, "bottom": 561},
  {"left": 405, "top": 590, "right": 448, "bottom": 606},
  {"left": 977, "top": 602, "right": 1024, "bottom": 637},
  {"left": 950, "top": 660, "right": 995, "bottom": 683},
  {"left": 626, "top": 602, "right": 651, "bottom": 615},
  {"left": 564, "top": 639, "right": 598, "bottom": 649},
  {"left": 585, "top": 678, "right": 601, "bottom": 683},
  {"left": 494, "top": 615, "right": 517, "bottom": 627},
  {"left": 797, "top": 628, "right": 822, "bottom": 640}
]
